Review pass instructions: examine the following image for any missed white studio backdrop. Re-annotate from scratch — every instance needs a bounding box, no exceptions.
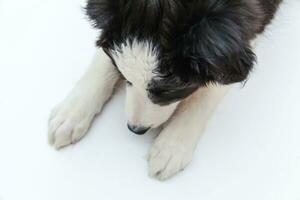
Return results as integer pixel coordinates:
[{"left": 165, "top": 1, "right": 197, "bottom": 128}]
[{"left": 0, "top": 0, "right": 299, "bottom": 200}]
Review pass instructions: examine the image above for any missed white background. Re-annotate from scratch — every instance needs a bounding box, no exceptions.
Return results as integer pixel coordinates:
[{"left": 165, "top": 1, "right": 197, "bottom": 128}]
[{"left": 0, "top": 0, "right": 299, "bottom": 200}]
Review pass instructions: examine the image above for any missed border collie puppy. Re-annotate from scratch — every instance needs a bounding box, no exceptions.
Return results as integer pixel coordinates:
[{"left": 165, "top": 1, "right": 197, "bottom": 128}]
[{"left": 48, "top": 0, "right": 282, "bottom": 180}]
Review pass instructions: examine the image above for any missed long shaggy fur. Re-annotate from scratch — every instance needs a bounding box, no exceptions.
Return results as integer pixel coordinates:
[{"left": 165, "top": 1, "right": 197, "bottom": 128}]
[{"left": 86, "top": 0, "right": 282, "bottom": 105}]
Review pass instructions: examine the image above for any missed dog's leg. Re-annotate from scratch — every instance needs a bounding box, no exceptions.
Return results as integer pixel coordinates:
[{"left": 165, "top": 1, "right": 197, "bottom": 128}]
[
  {"left": 48, "top": 49, "right": 120, "bottom": 149},
  {"left": 148, "top": 84, "right": 230, "bottom": 180}
]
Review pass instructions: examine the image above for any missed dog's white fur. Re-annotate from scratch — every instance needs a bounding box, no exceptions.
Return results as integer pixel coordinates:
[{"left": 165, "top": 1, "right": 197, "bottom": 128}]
[
  {"left": 111, "top": 40, "right": 179, "bottom": 128},
  {"left": 49, "top": 44, "right": 229, "bottom": 180},
  {"left": 148, "top": 85, "right": 230, "bottom": 180},
  {"left": 48, "top": 49, "right": 120, "bottom": 148}
]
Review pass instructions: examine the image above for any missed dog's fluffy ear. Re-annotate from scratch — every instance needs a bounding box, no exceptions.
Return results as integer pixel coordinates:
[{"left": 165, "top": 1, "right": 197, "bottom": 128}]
[
  {"left": 181, "top": 1, "right": 258, "bottom": 85},
  {"left": 86, "top": 0, "right": 120, "bottom": 29}
]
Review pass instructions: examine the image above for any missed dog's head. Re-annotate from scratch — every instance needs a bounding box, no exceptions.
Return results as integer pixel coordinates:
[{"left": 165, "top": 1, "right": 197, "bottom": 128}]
[{"left": 86, "top": 0, "right": 259, "bottom": 134}]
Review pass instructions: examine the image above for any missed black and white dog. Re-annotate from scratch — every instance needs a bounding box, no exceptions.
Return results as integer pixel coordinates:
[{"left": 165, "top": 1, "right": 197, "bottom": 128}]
[{"left": 48, "top": 0, "right": 282, "bottom": 180}]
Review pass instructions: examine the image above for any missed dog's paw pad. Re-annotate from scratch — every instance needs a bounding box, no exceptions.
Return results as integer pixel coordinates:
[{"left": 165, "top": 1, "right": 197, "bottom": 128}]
[
  {"left": 148, "top": 143, "right": 193, "bottom": 181},
  {"left": 48, "top": 103, "right": 93, "bottom": 149}
]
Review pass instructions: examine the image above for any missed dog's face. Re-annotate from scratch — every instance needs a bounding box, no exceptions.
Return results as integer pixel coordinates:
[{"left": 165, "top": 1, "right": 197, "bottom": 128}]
[
  {"left": 112, "top": 40, "right": 181, "bottom": 131},
  {"left": 86, "top": 0, "right": 258, "bottom": 134}
]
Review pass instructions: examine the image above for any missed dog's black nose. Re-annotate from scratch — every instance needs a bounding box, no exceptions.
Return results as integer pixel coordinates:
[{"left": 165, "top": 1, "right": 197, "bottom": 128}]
[{"left": 127, "top": 124, "right": 150, "bottom": 135}]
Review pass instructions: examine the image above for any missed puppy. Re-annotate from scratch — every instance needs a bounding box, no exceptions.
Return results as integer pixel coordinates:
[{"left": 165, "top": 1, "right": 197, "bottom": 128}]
[{"left": 48, "top": 0, "right": 282, "bottom": 180}]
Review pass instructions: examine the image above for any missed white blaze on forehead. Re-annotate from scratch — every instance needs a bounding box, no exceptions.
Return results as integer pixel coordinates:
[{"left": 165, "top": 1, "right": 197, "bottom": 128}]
[{"left": 111, "top": 40, "right": 159, "bottom": 91}]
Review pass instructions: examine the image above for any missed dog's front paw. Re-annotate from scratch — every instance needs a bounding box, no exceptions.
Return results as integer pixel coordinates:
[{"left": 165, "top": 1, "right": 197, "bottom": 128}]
[
  {"left": 48, "top": 100, "right": 95, "bottom": 149},
  {"left": 148, "top": 137, "right": 194, "bottom": 181}
]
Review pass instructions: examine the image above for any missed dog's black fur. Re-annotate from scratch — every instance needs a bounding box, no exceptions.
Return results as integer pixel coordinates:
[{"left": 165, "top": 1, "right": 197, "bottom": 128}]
[{"left": 86, "top": 0, "right": 282, "bottom": 105}]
